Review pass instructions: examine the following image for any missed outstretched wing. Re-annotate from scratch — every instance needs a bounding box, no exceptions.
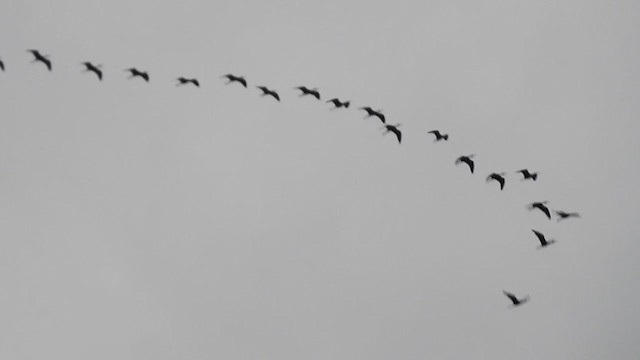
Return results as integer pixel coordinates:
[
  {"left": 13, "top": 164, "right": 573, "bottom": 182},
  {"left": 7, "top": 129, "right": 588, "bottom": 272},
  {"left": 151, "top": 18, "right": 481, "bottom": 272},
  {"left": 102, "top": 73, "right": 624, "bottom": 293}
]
[{"left": 503, "top": 291, "right": 518, "bottom": 304}]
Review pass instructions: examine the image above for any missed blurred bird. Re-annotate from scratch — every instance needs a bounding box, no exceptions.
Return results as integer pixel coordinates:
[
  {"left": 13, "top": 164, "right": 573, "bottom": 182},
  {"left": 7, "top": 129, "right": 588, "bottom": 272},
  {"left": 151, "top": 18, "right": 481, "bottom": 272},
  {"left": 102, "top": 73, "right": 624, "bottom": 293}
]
[
  {"left": 427, "top": 130, "right": 449, "bottom": 141},
  {"left": 176, "top": 77, "right": 200, "bottom": 87},
  {"left": 455, "top": 155, "right": 475, "bottom": 174},
  {"left": 532, "top": 229, "right": 556, "bottom": 248},
  {"left": 516, "top": 169, "right": 538, "bottom": 181},
  {"left": 27, "top": 49, "right": 52, "bottom": 71},
  {"left": 528, "top": 201, "right": 551, "bottom": 219},
  {"left": 326, "top": 98, "right": 350, "bottom": 109},
  {"left": 503, "top": 291, "right": 530, "bottom": 307},
  {"left": 381, "top": 124, "right": 402, "bottom": 144},
  {"left": 359, "top": 106, "right": 385, "bottom": 124},
  {"left": 125, "top": 67, "right": 149, "bottom": 82},
  {"left": 0, "top": 58, "right": 4, "bottom": 72},
  {"left": 81, "top": 62, "right": 103, "bottom": 81},
  {"left": 555, "top": 210, "right": 580, "bottom": 222},
  {"left": 256, "top": 86, "right": 280, "bottom": 101},
  {"left": 486, "top": 172, "right": 506, "bottom": 190},
  {"left": 294, "top": 86, "right": 320, "bottom": 99},
  {"left": 221, "top": 74, "right": 247, "bottom": 87}
]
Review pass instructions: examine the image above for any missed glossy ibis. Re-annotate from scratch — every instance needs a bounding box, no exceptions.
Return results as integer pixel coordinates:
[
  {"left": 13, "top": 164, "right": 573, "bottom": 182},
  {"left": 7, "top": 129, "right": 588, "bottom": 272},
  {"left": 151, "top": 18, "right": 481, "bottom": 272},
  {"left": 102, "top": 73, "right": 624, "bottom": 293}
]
[
  {"left": 503, "top": 291, "right": 529, "bottom": 307},
  {"left": 294, "top": 86, "right": 320, "bottom": 99},
  {"left": 532, "top": 229, "right": 556, "bottom": 248},
  {"left": 256, "top": 86, "right": 280, "bottom": 101},
  {"left": 27, "top": 49, "right": 51, "bottom": 71},
  {"left": 176, "top": 77, "right": 200, "bottom": 87},
  {"left": 125, "top": 67, "right": 149, "bottom": 82},
  {"left": 427, "top": 130, "right": 449, "bottom": 141},
  {"left": 326, "top": 98, "right": 350, "bottom": 109},
  {"left": 359, "top": 107, "right": 385, "bottom": 124},
  {"left": 455, "top": 155, "right": 475, "bottom": 174},
  {"left": 221, "top": 74, "right": 247, "bottom": 87},
  {"left": 486, "top": 172, "right": 506, "bottom": 190},
  {"left": 528, "top": 201, "right": 551, "bottom": 219},
  {"left": 517, "top": 169, "right": 538, "bottom": 181}
]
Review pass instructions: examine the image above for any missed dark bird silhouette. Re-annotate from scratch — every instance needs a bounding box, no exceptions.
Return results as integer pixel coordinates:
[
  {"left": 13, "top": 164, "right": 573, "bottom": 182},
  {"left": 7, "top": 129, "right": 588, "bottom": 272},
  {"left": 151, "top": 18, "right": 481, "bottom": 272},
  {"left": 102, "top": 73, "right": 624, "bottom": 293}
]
[
  {"left": 486, "top": 172, "right": 506, "bottom": 190},
  {"left": 427, "top": 130, "right": 449, "bottom": 141},
  {"left": 81, "top": 62, "right": 103, "bottom": 80},
  {"left": 359, "top": 107, "right": 386, "bottom": 124},
  {"left": 221, "top": 74, "right": 247, "bottom": 87},
  {"left": 326, "top": 98, "right": 350, "bottom": 109},
  {"left": 125, "top": 68, "right": 149, "bottom": 82},
  {"left": 516, "top": 169, "right": 538, "bottom": 181},
  {"left": 176, "top": 77, "right": 200, "bottom": 87},
  {"left": 256, "top": 86, "right": 280, "bottom": 101},
  {"left": 528, "top": 201, "right": 551, "bottom": 219},
  {"left": 27, "top": 49, "right": 52, "bottom": 71},
  {"left": 294, "top": 86, "right": 320, "bottom": 100},
  {"left": 555, "top": 210, "right": 580, "bottom": 222},
  {"left": 382, "top": 124, "right": 402, "bottom": 144},
  {"left": 503, "top": 291, "right": 530, "bottom": 307},
  {"left": 455, "top": 155, "right": 475, "bottom": 174},
  {"left": 0, "top": 58, "right": 4, "bottom": 72},
  {"left": 532, "top": 229, "right": 556, "bottom": 248}
]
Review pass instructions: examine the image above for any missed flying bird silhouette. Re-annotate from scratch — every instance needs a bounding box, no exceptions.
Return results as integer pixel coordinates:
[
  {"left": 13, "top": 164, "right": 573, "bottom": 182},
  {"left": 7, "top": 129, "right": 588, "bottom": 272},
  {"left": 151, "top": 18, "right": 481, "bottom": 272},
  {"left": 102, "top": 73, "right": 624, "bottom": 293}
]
[
  {"left": 427, "top": 130, "right": 449, "bottom": 141},
  {"left": 326, "top": 98, "right": 350, "bottom": 109},
  {"left": 528, "top": 201, "right": 551, "bottom": 219},
  {"left": 0, "top": 58, "right": 4, "bottom": 72},
  {"left": 382, "top": 124, "right": 402, "bottom": 144},
  {"left": 125, "top": 68, "right": 149, "bottom": 82},
  {"left": 221, "top": 74, "right": 247, "bottom": 87},
  {"left": 532, "top": 229, "right": 556, "bottom": 248},
  {"left": 294, "top": 86, "right": 320, "bottom": 100},
  {"left": 555, "top": 210, "right": 580, "bottom": 222},
  {"left": 359, "top": 107, "right": 385, "bottom": 124},
  {"left": 486, "top": 172, "right": 506, "bottom": 190},
  {"left": 256, "top": 86, "right": 280, "bottom": 101},
  {"left": 81, "top": 62, "right": 103, "bottom": 80},
  {"left": 503, "top": 291, "right": 530, "bottom": 307},
  {"left": 176, "top": 77, "right": 200, "bottom": 87},
  {"left": 455, "top": 155, "right": 475, "bottom": 174},
  {"left": 27, "top": 49, "right": 51, "bottom": 71},
  {"left": 516, "top": 169, "right": 538, "bottom": 181}
]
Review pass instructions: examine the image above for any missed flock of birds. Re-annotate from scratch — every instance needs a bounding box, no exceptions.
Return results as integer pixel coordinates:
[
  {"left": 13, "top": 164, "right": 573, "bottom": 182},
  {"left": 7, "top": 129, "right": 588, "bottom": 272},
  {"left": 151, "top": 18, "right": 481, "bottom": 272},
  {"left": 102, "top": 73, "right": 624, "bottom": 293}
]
[{"left": 1, "top": 49, "right": 583, "bottom": 309}]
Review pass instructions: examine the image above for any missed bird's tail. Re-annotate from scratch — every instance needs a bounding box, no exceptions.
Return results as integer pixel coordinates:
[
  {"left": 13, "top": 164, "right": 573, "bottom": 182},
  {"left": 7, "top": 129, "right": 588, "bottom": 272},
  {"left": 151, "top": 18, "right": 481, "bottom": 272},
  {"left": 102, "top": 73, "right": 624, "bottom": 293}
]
[
  {"left": 344, "top": 102, "right": 350, "bottom": 108},
  {"left": 531, "top": 173, "right": 538, "bottom": 181},
  {"left": 443, "top": 134, "right": 449, "bottom": 141}
]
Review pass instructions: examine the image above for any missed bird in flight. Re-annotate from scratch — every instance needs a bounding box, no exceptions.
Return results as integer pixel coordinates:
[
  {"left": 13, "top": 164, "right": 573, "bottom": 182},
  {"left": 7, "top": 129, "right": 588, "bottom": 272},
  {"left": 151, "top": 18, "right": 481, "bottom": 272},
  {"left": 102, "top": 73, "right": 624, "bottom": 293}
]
[
  {"left": 359, "top": 106, "right": 385, "bottom": 124},
  {"left": 294, "top": 86, "right": 320, "bottom": 100},
  {"left": 427, "top": 130, "right": 449, "bottom": 141},
  {"left": 221, "top": 74, "right": 247, "bottom": 88},
  {"left": 256, "top": 86, "right": 280, "bottom": 101},
  {"left": 516, "top": 169, "right": 538, "bottom": 181},
  {"left": 455, "top": 155, "right": 475, "bottom": 174},
  {"left": 382, "top": 124, "right": 402, "bottom": 144},
  {"left": 81, "top": 62, "right": 103, "bottom": 81},
  {"left": 125, "top": 67, "right": 149, "bottom": 82},
  {"left": 528, "top": 201, "right": 551, "bottom": 219},
  {"left": 486, "top": 172, "right": 506, "bottom": 190},
  {"left": 0, "top": 58, "right": 4, "bottom": 72},
  {"left": 532, "top": 229, "right": 556, "bottom": 248},
  {"left": 555, "top": 210, "right": 580, "bottom": 222},
  {"left": 326, "top": 98, "right": 350, "bottom": 109},
  {"left": 176, "top": 77, "right": 200, "bottom": 87},
  {"left": 503, "top": 291, "right": 530, "bottom": 307},
  {"left": 27, "top": 49, "right": 52, "bottom": 71}
]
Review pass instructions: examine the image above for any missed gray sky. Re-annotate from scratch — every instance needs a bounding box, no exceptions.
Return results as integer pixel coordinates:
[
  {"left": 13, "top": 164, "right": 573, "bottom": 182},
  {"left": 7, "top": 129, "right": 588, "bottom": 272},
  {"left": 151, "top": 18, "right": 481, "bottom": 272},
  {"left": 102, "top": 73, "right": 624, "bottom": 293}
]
[{"left": 1, "top": 0, "right": 639, "bottom": 359}]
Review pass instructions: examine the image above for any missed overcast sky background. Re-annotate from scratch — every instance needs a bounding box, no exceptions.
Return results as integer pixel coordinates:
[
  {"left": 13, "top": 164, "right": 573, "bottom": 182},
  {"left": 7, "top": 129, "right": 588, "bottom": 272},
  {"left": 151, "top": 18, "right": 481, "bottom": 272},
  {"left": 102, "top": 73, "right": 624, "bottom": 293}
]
[{"left": 1, "top": 0, "right": 639, "bottom": 359}]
